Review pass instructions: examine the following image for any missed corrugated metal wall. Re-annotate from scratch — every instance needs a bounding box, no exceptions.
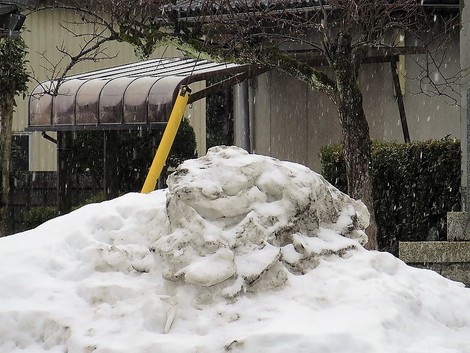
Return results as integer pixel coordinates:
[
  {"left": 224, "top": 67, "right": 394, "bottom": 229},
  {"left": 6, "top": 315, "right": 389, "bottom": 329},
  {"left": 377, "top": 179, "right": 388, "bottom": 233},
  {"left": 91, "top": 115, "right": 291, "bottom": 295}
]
[{"left": 15, "top": 8, "right": 205, "bottom": 171}]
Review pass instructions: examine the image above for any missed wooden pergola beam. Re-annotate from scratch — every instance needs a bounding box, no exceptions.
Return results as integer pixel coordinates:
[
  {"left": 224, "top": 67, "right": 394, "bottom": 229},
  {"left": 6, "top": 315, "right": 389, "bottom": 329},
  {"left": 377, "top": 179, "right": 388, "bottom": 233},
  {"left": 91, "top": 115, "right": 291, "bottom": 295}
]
[{"left": 291, "top": 46, "right": 427, "bottom": 66}]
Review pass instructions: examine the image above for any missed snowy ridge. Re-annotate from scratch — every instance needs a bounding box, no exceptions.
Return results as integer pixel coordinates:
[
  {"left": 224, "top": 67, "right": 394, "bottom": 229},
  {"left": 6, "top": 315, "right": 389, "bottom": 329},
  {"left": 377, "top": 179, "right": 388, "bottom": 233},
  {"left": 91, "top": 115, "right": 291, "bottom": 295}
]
[{"left": 0, "top": 146, "right": 469, "bottom": 353}]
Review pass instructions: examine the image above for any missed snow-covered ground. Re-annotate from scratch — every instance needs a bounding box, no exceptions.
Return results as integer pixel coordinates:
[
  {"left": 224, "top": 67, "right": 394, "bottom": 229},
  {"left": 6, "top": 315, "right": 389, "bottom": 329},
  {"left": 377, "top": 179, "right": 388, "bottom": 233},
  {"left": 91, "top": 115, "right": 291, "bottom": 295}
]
[{"left": 1, "top": 146, "right": 469, "bottom": 353}]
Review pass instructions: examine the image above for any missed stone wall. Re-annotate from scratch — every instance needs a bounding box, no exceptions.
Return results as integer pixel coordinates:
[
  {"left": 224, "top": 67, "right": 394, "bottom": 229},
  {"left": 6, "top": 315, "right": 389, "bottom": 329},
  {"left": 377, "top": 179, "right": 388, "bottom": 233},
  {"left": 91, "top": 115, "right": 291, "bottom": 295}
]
[{"left": 399, "top": 213, "right": 470, "bottom": 286}]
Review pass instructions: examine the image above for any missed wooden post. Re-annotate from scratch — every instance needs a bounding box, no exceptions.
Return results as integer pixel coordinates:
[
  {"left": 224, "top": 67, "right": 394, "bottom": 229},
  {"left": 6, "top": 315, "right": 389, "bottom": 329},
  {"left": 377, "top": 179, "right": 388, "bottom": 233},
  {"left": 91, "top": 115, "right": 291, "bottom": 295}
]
[
  {"left": 57, "top": 131, "right": 73, "bottom": 215},
  {"left": 391, "top": 59, "right": 411, "bottom": 143}
]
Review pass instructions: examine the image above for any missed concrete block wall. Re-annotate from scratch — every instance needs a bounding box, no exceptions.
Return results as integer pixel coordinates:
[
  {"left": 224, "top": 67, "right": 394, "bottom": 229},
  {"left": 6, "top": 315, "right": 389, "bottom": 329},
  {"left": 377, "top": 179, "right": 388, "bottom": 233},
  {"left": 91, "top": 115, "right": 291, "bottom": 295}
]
[{"left": 399, "top": 212, "right": 470, "bottom": 285}]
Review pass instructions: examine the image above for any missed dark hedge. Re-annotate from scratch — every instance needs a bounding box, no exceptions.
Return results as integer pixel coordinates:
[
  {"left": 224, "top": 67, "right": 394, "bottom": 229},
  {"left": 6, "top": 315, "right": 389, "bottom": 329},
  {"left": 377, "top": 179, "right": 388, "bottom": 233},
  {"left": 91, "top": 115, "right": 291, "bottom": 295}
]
[{"left": 320, "top": 140, "right": 461, "bottom": 255}]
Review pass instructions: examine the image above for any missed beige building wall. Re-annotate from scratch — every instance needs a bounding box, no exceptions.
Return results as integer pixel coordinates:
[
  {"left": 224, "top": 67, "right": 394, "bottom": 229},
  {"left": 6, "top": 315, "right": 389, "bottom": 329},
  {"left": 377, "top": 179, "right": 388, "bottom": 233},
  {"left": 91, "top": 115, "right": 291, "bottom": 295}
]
[
  {"left": 251, "top": 71, "right": 339, "bottom": 173},
  {"left": 251, "top": 32, "right": 461, "bottom": 173},
  {"left": 15, "top": 8, "right": 205, "bottom": 171}
]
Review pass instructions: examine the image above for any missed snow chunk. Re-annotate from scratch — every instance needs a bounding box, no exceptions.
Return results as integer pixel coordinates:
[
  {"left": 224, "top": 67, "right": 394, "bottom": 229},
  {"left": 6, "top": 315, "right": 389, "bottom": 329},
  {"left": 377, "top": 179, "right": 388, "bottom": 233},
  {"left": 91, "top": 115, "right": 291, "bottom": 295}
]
[
  {"left": 153, "top": 146, "right": 369, "bottom": 300},
  {"left": 235, "top": 245, "right": 281, "bottom": 283},
  {"left": 177, "top": 248, "right": 236, "bottom": 287}
]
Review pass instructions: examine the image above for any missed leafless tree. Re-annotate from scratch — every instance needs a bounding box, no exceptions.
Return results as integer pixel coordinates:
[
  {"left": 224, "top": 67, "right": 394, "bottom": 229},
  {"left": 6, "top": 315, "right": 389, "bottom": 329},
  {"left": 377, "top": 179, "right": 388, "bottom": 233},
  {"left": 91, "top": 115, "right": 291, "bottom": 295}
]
[{"left": 42, "top": 0, "right": 459, "bottom": 249}]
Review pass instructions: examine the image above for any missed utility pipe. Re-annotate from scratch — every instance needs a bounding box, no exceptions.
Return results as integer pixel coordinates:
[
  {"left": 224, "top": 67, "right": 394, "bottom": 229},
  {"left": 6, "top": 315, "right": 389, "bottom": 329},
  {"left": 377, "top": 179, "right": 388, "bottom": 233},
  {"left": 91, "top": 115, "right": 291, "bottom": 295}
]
[{"left": 234, "top": 80, "right": 250, "bottom": 151}]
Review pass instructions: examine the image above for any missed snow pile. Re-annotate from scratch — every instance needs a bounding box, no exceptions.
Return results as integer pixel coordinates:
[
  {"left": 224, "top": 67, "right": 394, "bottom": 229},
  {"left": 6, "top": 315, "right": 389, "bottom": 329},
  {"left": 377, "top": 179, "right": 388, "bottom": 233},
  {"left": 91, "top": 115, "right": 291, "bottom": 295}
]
[
  {"left": 156, "top": 146, "right": 369, "bottom": 300},
  {"left": 0, "top": 146, "right": 470, "bottom": 353}
]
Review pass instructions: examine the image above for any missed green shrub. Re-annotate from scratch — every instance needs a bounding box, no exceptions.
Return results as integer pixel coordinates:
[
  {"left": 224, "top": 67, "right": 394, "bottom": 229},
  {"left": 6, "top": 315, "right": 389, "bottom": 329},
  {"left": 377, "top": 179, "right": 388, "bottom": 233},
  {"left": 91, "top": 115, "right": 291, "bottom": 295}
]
[
  {"left": 320, "top": 139, "right": 461, "bottom": 255},
  {"left": 74, "top": 192, "right": 106, "bottom": 209},
  {"left": 71, "top": 118, "right": 197, "bottom": 193},
  {"left": 22, "top": 206, "right": 57, "bottom": 229},
  {"left": 206, "top": 82, "right": 233, "bottom": 149}
]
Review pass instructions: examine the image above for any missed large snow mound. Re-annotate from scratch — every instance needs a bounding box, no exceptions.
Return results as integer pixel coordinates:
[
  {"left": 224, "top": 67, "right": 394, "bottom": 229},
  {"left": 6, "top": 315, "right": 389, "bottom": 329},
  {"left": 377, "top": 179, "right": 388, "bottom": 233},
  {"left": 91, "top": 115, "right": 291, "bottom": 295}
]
[
  {"left": 157, "top": 146, "right": 369, "bottom": 299},
  {"left": 0, "top": 146, "right": 469, "bottom": 353}
]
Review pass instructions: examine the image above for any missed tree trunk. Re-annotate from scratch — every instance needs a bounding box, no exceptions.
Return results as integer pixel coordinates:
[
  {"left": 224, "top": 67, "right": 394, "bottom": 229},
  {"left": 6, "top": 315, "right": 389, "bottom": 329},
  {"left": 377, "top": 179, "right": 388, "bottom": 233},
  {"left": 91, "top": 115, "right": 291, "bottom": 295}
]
[
  {"left": 329, "top": 34, "right": 378, "bottom": 250},
  {"left": 336, "top": 84, "right": 378, "bottom": 250},
  {"left": 0, "top": 94, "right": 15, "bottom": 236}
]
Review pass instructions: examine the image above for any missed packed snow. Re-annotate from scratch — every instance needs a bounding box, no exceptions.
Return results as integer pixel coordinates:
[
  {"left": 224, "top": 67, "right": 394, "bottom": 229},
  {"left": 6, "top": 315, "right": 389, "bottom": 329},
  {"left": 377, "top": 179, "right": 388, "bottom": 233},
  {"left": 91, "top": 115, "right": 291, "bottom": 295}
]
[{"left": 1, "top": 146, "right": 470, "bottom": 353}]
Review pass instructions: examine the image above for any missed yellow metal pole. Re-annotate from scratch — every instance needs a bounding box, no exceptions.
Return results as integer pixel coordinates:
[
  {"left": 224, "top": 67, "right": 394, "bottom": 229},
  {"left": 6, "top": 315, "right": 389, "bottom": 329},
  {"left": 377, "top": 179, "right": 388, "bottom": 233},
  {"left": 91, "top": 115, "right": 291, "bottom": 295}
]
[{"left": 141, "top": 86, "right": 191, "bottom": 193}]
